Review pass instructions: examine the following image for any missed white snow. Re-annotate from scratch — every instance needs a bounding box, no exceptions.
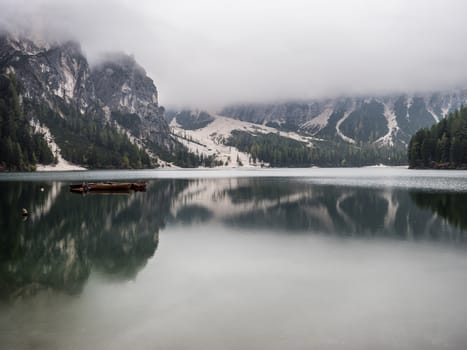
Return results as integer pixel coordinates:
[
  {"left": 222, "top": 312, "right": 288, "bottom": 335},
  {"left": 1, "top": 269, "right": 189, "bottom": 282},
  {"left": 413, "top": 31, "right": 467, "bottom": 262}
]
[
  {"left": 441, "top": 96, "right": 452, "bottom": 119},
  {"left": 335, "top": 103, "right": 357, "bottom": 144},
  {"left": 121, "top": 82, "right": 132, "bottom": 93},
  {"left": 300, "top": 105, "right": 333, "bottom": 132},
  {"left": 5, "top": 66, "right": 15, "bottom": 75},
  {"left": 406, "top": 97, "right": 412, "bottom": 119},
  {"left": 427, "top": 107, "right": 440, "bottom": 123},
  {"left": 170, "top": 114, "right": 316, "bottom": 168},
  {"left": 375, "top": 103, "right": 399, "bottom": 147},
  {"left": 30, "top": 119, "right": 86, "bottom": 171}
]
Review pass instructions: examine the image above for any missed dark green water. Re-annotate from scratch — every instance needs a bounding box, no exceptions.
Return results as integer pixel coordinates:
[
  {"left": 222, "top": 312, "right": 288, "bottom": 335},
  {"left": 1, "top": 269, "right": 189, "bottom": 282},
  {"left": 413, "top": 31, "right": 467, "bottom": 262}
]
[{"left": 1, "top": 168, "right": 467, "bottom": 349}]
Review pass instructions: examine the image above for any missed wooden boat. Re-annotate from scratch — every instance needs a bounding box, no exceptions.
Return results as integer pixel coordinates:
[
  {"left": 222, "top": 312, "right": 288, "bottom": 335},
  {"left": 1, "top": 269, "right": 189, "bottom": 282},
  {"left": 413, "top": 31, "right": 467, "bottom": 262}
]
[
  {"left": 131, "top": 182, "right": 147, "bottom": 191},
  {"left": 69, "top": 182, "right": 146, "bottom": 193},
  {"left": 88, "top": 182, "right": 132, "bottom": 191}
]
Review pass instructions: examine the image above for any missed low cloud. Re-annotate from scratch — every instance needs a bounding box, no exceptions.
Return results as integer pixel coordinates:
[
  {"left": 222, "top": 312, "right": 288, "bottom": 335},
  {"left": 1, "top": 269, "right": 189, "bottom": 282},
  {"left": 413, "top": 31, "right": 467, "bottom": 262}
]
[{"left": 1, "top": 0, "right": 467, "bottom": 108}]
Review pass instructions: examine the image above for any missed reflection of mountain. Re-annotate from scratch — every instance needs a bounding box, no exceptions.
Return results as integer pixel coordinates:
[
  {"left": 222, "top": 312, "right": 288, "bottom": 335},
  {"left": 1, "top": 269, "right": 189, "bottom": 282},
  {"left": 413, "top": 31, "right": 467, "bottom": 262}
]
[
  {"left": 0, "top": 180, "right": 187, "bottom": 300},
  {"left": 171, "top": 178, "right": 466, "bottom": 242},
  {"left": 3, "top": 177, "right": 467, "bottom": 300}
]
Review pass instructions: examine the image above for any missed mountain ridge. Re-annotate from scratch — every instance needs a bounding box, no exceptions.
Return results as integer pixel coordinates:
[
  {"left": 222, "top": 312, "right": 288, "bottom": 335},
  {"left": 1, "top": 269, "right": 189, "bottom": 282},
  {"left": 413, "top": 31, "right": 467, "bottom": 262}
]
[
  {"left": 2, "top": 30, "right": 467, "bottom": 170},
  {"left": 220, "top": 91, "right": 467, "bottom": 147},
  {"left": 0, "top": 31, "right": 177, "bottom": 170}
]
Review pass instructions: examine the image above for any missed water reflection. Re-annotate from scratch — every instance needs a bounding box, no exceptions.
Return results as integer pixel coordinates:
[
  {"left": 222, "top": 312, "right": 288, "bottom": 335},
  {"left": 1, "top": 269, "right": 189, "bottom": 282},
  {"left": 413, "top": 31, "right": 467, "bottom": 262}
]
[
  {"left": 172, "top": 178, "right": 467, "bottom": 242},
  {"left": 410, "top": 191, "right": 467, "bottom": 230},
  {"left": 0, "top": 180, "right": 188, "bottom": 300},
  {"left": 1, "top": 177, "right": 467, "bottom": 300}
]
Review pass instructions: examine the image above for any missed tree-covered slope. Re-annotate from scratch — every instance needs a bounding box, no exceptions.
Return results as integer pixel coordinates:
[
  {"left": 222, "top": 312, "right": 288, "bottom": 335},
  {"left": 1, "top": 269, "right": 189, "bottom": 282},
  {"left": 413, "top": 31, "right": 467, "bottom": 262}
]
[
  {"left": 0, "top": 75, "right": 54, "bottom": 171},
  {"left": 0, "top": 32, "right": 186, "bottom": 170},
  {"left": 227, "top": 130, "right": 406, "bottom": 167},
  {"left": 408, "top": 107, "right": 467, "bottom": 169}
]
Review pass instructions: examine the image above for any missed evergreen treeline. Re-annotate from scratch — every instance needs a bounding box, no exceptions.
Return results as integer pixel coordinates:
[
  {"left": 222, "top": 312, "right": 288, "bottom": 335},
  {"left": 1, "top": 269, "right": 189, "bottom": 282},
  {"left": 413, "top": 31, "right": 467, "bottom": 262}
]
[
  {"left": 227, "top": 130, "right": 407, "bottom": 167},
  {"left": 0, "top": 75, "right": 55, "bottom": 171},
  {"left": 408, "top": 106, "right": 467, "bottom": 169},
  {"left": 228, "top": 130, "right": 313, "bottom": 166},
  {"left": 111, "top": 111, "right": 142, "bottom": 137},
  {"left": 172, "top": 144, "right": 224, "bottom": 168},
  {"left": 30, "top": 102, "right": 152, "bottom": 169}
]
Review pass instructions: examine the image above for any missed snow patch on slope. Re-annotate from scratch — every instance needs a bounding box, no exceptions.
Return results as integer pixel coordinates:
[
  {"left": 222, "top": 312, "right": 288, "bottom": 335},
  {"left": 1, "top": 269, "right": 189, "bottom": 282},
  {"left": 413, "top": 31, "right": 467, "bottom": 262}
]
[
  {"left": 300, "top": 106, "right": 333, "bottom": 133},
  {"left": 171, "top": 116, "right": 260, "bottom": 167},
  {"left": 427, "top": 107, "right": 440, "bottom": 123},
  {"left": 406, "top": 97, "right": 412, "bottom": 119},
  {"left": 375, "top": 104, "right": 399, "bottom": 147},
  {"left": 441, "top": 97, "right": 452, "bottom": 119},
  {"left": 335, "top": 104, "right": 357, "bottom": 144},
  {"left": 171, "top": 114, "right": 317, "bottom": 167},
  {"left": 30, "top": 119, "right": 86, "bottom": 171}
]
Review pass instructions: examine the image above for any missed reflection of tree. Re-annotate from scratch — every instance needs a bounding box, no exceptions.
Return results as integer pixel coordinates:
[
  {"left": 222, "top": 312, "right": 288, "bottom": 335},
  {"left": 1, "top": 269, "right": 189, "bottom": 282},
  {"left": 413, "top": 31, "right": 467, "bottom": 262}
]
[
  {"left": 410, "top": 191, "right": 467, "bottom": 231},
  {"left": 0, "top": 180, "right": 188, "bottom": 300},
  {"left": 221, "top": 181, "right": 466, "bottom": 242}
]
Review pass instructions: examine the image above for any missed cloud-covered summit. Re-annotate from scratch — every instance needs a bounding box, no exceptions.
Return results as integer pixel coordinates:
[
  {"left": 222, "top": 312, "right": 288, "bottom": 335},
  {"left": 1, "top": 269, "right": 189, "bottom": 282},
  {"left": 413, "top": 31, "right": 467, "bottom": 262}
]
[{"left": 1, "top": 0, "right": 467, "bottom": 108}]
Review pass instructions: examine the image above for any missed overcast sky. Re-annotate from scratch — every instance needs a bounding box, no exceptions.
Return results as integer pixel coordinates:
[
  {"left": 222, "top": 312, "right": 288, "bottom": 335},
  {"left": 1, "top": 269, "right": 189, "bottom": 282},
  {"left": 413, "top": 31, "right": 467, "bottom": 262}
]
[{"left": 1, "top": 0, "right": 467, "bottom": 108}]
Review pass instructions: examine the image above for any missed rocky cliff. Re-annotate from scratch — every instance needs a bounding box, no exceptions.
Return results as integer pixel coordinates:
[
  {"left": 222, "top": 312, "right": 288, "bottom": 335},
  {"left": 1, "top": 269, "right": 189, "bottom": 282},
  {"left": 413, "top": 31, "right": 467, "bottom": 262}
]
[
  {"left": 0, "top": 31, "right": 176, "bottom": 168},
  {"left": 91, "top": 53, "right": 175, "bottom": 153},
  {"left": 0, "top": 33, "right": 96, "bottom": 113}
]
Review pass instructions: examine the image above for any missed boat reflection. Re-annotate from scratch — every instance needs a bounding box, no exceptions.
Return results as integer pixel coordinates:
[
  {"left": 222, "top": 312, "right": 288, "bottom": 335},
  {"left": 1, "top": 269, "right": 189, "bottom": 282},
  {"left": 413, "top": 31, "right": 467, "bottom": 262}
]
[{"left": 0, "top": 180, "right": 187, "bottom": 300}]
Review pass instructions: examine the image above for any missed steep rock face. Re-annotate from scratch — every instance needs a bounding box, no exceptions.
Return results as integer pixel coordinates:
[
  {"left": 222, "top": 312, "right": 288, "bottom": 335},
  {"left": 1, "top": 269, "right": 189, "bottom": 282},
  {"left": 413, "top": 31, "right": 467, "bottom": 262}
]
[
  {"left": 0, "top": 33, "right": 95, "bottom": 113},
  {"left": 92, "top": 54, "right": 158, "bottom": 113},
  {"left": 91, "top": 53, "right": 176, "bottom": 152},
  {"left": 0, "top": 31, "right": 176, "bottom": 163},
  {"left": 221, "top": 91, "right": 467, "bottom": 146}
]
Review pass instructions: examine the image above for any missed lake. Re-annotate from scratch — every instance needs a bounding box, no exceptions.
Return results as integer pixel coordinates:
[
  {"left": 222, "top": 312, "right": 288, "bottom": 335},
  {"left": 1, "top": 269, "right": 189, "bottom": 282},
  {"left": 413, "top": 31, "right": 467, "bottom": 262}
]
[{"left": 1, "top": 167, "right": 467, "bottom": 350}]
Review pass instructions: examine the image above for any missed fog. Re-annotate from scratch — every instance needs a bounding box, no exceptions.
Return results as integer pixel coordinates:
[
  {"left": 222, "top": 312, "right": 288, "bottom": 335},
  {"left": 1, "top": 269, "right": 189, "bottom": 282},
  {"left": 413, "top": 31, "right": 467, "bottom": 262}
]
[{"left": 1, "top": 0, "right": 467, "bottom": 108}]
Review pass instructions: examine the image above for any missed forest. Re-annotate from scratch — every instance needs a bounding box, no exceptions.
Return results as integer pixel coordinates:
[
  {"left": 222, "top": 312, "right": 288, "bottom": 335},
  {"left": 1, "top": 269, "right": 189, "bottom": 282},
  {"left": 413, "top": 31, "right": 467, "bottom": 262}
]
[
  {"left": 227, "top": 130, "right": 407, "bottom": 167},
  {"left": 0, "top": 74, "right": 54, "bottom": 171},
  {"left": 408, "top": 106, "right": 467, "bottom": 169},
  {"left": 30, "top": 102, "right": 153, "bottom": 169},
  {"left": 0, "top": 72, "right": 225, "bottom": 171}
]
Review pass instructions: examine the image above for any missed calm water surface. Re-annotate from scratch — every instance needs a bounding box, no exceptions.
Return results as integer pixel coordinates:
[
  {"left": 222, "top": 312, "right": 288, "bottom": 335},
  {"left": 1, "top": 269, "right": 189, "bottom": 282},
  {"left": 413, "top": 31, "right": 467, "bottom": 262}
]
[{"left": 1, "top": 168, "right": 467, "bottom": 350}]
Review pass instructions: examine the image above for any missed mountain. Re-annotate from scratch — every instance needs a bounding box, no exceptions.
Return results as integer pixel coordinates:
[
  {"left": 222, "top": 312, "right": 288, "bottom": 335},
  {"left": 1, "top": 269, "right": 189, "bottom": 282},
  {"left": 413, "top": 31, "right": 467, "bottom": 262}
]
[
  {"left": 165, "top": 92, "right": 467, "bottom": 168},
  {"left": 91, "top": 53, "right": 175, "bottom": 155},
  {"left": 0, "top": 31, "right": 177, "bottom": 170},
  {"left": 3, "top": 30, "right": 466, "bottom": 170},
  {"left": 220, "top": 92, "right": 467, "bottom": 147}
]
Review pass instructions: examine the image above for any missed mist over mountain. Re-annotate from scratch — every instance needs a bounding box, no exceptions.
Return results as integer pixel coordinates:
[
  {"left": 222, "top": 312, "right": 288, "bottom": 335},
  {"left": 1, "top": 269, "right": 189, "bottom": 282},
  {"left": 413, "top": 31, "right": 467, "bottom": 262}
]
[{"left": 1, "top": 0, "right": 467, "bottom": 107}]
